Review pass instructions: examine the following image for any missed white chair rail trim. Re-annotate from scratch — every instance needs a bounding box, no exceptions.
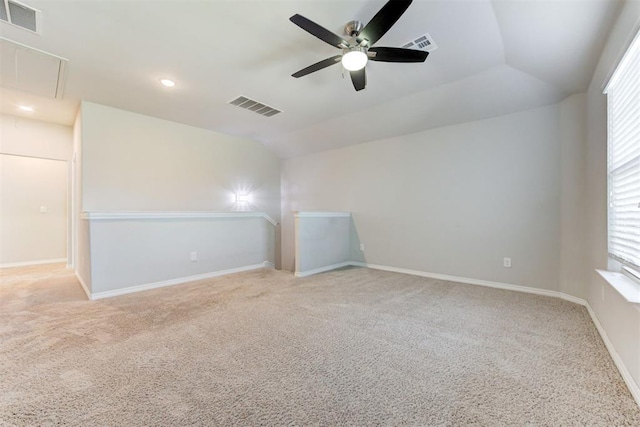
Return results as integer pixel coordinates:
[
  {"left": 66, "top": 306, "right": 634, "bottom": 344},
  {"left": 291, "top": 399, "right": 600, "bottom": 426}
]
[
  {"left": 294, "top": 211, "right": 351, "bottom": 218},
  {"left": 81, "top": 211, "right": 278, "bottom": 226}
]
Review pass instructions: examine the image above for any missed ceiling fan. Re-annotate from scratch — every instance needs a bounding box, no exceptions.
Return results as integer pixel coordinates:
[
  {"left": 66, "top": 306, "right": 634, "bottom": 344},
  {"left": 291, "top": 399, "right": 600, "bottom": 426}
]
[{"left": 289, "top": 0, "right": 428, "bottom": 92}]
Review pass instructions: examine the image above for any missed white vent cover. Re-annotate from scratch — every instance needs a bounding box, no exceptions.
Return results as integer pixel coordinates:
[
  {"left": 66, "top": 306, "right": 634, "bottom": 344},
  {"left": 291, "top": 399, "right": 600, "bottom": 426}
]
[
  {"left": 229, "top": 96, "right": 282, "bottom": 117},
  {"left": 402, "top": 33, "right": 437, "bottom": 52},
  {"left": 0, "top": 0, "right": 40, "bottom": 33}
]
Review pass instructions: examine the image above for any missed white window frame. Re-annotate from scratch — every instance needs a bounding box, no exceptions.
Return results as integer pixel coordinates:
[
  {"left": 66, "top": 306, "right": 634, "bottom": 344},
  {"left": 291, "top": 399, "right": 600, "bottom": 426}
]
[{"left": 604, "top": 29, "right": 640, "bottom": 273}]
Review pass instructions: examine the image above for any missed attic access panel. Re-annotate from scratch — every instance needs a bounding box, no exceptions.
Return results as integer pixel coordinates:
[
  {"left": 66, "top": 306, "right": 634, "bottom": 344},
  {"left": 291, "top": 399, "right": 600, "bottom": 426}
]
[{"left": 0, "top": 37, "right": 68, "bottom": 99}]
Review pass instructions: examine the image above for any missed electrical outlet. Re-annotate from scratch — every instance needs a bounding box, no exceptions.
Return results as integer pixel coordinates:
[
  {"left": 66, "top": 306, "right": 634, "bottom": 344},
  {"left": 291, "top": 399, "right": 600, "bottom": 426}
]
[
  {"left": 40, "top": 206, "right": 48, "bottom": 213},
  {"left": 190, "top": 251, "right": 197, "bottom": 262},
  {"left": 360, "top": 243, "right": 365, "bottom": 251},
  {"left": 503, "top": 257, "right": 511, "bottom": 268}
]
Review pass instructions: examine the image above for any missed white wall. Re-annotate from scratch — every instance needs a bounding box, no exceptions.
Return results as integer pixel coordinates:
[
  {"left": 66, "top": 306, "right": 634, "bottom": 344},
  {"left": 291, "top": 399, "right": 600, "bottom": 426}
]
[
  {"left": 585, "top": 0, "right": 640, "bottom": 397},
  {"left": 0, "top": 114, "right": 72, "bottom": 267},
  {"left": 282, "top": 99, "right": 587, "bottom": 295},
  {"left": 0, "top": 155, "right": 67, "bottom": 265},
  {"left": 0, "top": 114, "right": 72, "bottom": 161}
]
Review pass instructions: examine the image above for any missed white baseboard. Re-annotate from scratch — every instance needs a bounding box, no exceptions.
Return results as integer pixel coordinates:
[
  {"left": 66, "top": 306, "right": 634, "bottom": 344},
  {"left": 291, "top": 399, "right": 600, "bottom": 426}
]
[
  {"left": 88, "top": 263, "right": 271, "bottom": 300},
  {"left": 558, "top": 292, "right": 587, "bottom": 306},
  {"left": 349, "top": 261, "right": 640, "bottom": 406},
  {"left": 295, "top": 261, "right": 352, "bottom": 278},
  {"left": 70, "top": 255, "right": 639, "bottom": 406},
  {"left": 351, "top": 262, "right": 587, "bottom": 305},
  {"left": 585, "top": 303, "right": 640, "bottom": 407},
  {"left": 1, "top": 258, "right": 67, "bottom": 269},
  {"left": 294, "top": 260, "right": 586, "bottom": 308},
  {"left": 74, "top": 272, "right": 91, "bottom": 301}
]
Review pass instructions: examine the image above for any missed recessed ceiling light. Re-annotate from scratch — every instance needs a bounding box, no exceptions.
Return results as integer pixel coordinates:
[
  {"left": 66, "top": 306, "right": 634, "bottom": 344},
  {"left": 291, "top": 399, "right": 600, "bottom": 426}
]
[
  {"left": 160, "top": 78, "right": 175, "bottom": 87},
  {"left": 18, "top": 105, "right": 35, "bottom": 112}
]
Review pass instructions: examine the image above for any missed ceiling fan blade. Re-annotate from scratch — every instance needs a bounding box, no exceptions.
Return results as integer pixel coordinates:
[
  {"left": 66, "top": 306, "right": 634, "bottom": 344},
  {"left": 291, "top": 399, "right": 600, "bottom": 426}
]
[
  {"left": 368, "top": 47, "right": 428, "bottom": 62},
  {"left": 350, "top": 68, "right": 367, "bottom": 91},
  {"left": 357, "top": 0, "right": 412, "bottom": 47},
  {"left": 290, "top": 14, "right": 349, "bottom": 49},
  {"left": 292, "top": 55, "right": 342, "bottom": 78}
]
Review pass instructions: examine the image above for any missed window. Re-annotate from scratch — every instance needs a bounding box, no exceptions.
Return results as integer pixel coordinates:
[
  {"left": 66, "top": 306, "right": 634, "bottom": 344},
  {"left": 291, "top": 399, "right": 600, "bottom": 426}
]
[{"left": 605, "top": 30, "right": 640, "bottom": 269}]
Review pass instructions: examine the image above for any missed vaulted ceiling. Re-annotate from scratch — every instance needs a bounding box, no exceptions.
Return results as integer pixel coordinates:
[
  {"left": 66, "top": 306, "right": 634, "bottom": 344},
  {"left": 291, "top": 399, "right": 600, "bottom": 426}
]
[{"left": 0, "top": 0, "right": 622, "bottom": 157}]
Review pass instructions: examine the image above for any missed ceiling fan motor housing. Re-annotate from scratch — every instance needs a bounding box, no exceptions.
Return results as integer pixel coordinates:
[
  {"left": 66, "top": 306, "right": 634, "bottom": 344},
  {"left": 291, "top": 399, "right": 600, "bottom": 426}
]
[{"left": 344, "top": 20, "right": 364, "bottom": 37}]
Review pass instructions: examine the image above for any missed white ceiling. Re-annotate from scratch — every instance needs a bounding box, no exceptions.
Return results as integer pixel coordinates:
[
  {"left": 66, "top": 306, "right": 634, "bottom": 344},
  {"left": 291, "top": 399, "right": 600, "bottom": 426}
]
[{"left": 0, "top": 0, "right": 622, "bottom": 158}]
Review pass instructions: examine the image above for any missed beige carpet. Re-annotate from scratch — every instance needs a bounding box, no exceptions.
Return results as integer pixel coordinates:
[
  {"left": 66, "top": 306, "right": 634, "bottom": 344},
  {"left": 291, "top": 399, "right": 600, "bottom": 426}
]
[{"left": 1, "top": 264, "right": 639, "bottom": 426}]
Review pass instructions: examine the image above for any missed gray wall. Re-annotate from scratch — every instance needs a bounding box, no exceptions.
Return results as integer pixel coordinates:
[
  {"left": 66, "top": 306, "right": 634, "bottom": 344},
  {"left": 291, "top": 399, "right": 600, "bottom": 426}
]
[
  {"left": 80, "top": 102, "right": 281, "bottom": 223},
  {"left": 282, "top": 99, "right": 587, "bottom": 295},
  {"left": 294, "top": 213, "right": 351, "bottom": 275},
  {"left": 559, "top": 94, "right": 588, "bottom": 298},
  {"left": 74, "top": 101, "right": 282, "bottom": 294},
  {"left": 81, "top": 101, "right": 282, "bottom": 268},
  {"left": 88, "top": 216, "right": 275, "bottom": 295},
  {"left": 73, "top": 109, "right": 91, "bottom": 291}
]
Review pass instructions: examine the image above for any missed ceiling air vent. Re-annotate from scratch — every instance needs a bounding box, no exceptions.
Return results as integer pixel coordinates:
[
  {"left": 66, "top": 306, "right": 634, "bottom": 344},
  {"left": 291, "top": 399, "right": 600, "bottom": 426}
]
[
  {"left": 402, "top": 33, "right": 437, "bottom": 52},
  {"left": 229, "top": 96, "right": 282, "bottom": 118},
  {"left": 0, "top": 0, "right": 40, "bottom": 33}
]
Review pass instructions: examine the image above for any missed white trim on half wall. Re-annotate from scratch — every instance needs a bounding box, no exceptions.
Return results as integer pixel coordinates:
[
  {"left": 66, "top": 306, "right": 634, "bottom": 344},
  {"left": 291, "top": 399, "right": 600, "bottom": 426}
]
[
  {"left": 75, "top": 272, "right": 91, "bottom": 301},
  {"left": 79, "top": 262, "right": 274, "bottom": 301},
  {"left": 295, "top": 262, "right": 352, "bottom": 277},
  {"left": 81, "top": 211, "right": 279, "bottom": 227},
  {"left": 294, "top": 211, "right": 351, "bottom": 218}
]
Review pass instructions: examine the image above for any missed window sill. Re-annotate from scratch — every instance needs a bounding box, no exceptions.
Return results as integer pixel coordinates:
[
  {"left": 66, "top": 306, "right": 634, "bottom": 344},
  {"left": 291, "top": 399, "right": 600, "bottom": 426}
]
[{"left": 596, "top": 269, "right": 640, "bottom": 304}]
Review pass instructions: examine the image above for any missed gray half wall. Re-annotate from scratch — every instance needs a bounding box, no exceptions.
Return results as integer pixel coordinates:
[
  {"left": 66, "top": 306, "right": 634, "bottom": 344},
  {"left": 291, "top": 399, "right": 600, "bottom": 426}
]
[
  {"left": 294, "top": 212, "right": 351, "bottom": 276},
  {"left": 84, "top": 213, "right": 276, "bottom": 295}
]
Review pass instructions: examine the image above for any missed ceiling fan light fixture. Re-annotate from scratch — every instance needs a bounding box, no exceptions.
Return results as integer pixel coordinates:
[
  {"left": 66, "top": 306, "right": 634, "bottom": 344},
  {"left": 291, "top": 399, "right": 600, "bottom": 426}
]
[
  {"left": 290, "top": 1, "right": 424, "bottom": 90},
  {"left": 342, "top": 49, "right": 368, "bottom": 71},
  {"left": 160, "top": 78, "right": 176, "bottom": 87}
]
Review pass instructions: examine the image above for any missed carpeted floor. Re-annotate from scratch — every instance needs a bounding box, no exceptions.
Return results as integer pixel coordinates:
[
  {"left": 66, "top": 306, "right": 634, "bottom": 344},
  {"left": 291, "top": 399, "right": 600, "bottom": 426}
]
[{"left": 1, "top": 264, "right": 639, "bottom": 426}]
